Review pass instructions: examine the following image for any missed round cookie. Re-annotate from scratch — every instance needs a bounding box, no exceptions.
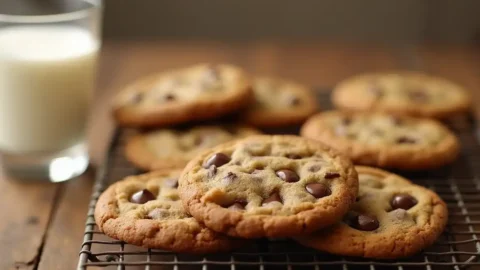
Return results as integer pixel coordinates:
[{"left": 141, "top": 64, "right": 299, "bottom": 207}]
[
  {"left": 178, "top": 135, "right": 358, "bottom": 238},
  {"left": 125, "top": 125, "right": 261, "bottom": 171},
  {"left": 94, "top": 170, "right": 245, "bottom": 253},
  {"left": 295, "top": 166, "right": 448, "bottom": 259},
  {"left": 301, "top": 111, "right": 459, "bottom": 170},
  {"left": 332, "top": 72, "right": 471, "bottom": 119},
  {"left": 113, "top": 64, "right": 253, "bottom": 127},
  {"left": 242, "top": 77, "right": 318, "bottom": 127}
]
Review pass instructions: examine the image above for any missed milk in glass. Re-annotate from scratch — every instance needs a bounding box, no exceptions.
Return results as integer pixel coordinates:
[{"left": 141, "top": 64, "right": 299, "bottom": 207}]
[{"left": 0, "top": 26, "right": 99, "bottom": 153}]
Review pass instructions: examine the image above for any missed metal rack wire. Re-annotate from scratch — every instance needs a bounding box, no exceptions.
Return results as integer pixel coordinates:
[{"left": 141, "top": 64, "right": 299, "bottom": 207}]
[{"left": 77, "top": 92, "right": 480, "bottom": 270}]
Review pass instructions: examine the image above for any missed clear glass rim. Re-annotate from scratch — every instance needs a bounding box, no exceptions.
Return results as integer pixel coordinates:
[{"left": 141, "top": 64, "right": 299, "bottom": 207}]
[{"left": 0, "top": 0, "right": 102, "bottom": 23}]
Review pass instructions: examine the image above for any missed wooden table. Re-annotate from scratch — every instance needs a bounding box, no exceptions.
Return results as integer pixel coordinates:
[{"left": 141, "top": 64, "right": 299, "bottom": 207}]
[{"left": 1, "top": 41, "right": 479, "bottom": 270}]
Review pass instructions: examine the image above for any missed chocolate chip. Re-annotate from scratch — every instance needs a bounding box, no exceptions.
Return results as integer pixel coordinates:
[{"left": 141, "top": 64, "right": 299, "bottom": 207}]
[
  {"left": 207, "top": 165, "right": 217, "bottom": 178},
  {"left": 223, "top": 172, "right": 238, "bottom": 182},
  {"left": 130, "top": 189, "right": 156, "bottom": 204},
  {"left": 164, "top": 93, "right": 175, "bottom": 101},
  {"left": 349, "top": 214, "right": 379, "bottom": 231},
  {"left": 342, "top": 117, "right": 352, "bottom": 125},
  {"left": 228, "top": 200, "right": 247, "bottom": 211},
  {"left": 203, "top": 153, "right": 230, "bottom": 168},
  {"left": 288, "top": 96, "right": 301, "bottom": 106},
  {"left": 357, "top": 215, "right": 380, "bottom": 231},
  {"left": 305, "top": 183, "right": 331, "bottom": 198},
  {"left": 324, "top": 172, "right": 340, "bottom": 179},
  {"left": 262, "top": 193, "right": 282, "bottom": 205},
  {"left": 396, "top": 136, "right": 416, "bottom": 144},
  {"left": 286, "top": 154, "right": 302, "bottom": 159},
  {"left": 408, "top": 90, "right": 428, "bottom": 103},
  {"left": 275, "top": 169, "right": 300, "bottom": 183},
  {"left": 164, "top": 178, "right": 178, "bottom": 188},
  {"left": 308, "top": 164, "right": 322, "bottom": 172},
  {"left": 391, "top": 194, "right": 417, "bottom": 210}
]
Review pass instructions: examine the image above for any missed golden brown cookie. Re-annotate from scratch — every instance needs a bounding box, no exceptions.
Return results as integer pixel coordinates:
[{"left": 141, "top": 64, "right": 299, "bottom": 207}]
[
  {"left": 178, "top": 135, "right": 358, "bottom": 238},
  {"left": 295, "top": 166, "right": 448, "bottom": 259},
  {"left": 113, "top": 64, "right": 253, "bottom": 127},
  {"left": 332, "top": 72, "right": 471, "bottom": 119},
  {"left": 125, "top": 125, "right": 261, "bottom": 171},
  {"left": 242, "top": 77, "right": 318, "bottom": 127},
  {"left": 94, "top": 170, "right": 245, "bottom": 253},
  {"left": 301, "top": 111, "right": 459, "bottom": 170}
]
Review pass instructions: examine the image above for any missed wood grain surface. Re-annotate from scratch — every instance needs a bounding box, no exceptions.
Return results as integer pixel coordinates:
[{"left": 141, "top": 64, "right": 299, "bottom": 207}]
[{"left": 0, "top": 41, "right": 478, "bottom": 270}]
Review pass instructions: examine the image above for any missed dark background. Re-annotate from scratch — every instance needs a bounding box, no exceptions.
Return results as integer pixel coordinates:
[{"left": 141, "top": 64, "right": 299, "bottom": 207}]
[
  {"left": 3, "top": 0, "right": 480, "bottom": 43},
  {"left": 102, "top": 0, "right": 480, "bottom": 43}
]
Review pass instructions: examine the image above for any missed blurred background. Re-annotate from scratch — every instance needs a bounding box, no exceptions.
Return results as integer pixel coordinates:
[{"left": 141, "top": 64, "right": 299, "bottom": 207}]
[
  {"left": 4, "top": 0, "right": 480, "bottom": 43},
  {"left": 103, "top": 0, "right": 480, "bottom": 43}
]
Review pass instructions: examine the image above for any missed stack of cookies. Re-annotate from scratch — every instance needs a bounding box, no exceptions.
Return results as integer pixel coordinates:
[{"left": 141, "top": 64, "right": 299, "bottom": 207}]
[
  {"left": 113, "top": 63, "right": 318, "bottom": 171},
  {"left": 95, "top": 66, "right": 470, "bottom": 259}
]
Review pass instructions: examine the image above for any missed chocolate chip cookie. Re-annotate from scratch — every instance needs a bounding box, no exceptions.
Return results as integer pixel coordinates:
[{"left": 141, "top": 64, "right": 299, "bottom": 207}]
[
  {"left": 332, "top": 72, "right": 471, "bottom": 118},
  {"left": 241, "top": 77, "right": 318, "bottom": 127},
  {"left": 95, "top": 170, "right": 245, "bottom": 253},
  {"left": 125, "top": 125, "right": 261, "bottom": 171},
  {"left": 113, "top": 64, "right": 253, "bottom": 127},
  {"left": 178, "top": 135, "right": 358, "bottom": 238},
  {"left": 295, "top": 166, "right": 448, "bottom": 259},
  {"left": 301, "top": 111, "right": 459, "bottom": 170}
]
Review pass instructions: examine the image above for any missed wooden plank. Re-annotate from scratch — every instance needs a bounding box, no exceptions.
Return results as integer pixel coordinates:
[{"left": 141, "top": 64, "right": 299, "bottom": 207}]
[
  {"left": 37, "top": 172, "right": 95, "bottom": 270},
  {"left": 0, "top": 172, "right": 59, "bottom": 270}
]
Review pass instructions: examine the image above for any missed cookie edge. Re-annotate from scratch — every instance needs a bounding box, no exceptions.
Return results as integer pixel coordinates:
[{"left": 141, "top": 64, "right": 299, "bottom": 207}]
[{"left": 94, "top": 171, "right": 246, "bottom": 253}]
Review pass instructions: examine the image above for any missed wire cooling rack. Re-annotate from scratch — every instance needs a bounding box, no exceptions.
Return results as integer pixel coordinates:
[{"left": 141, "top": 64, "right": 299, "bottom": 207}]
[{"left": 78, "top": 92, "right": 480, "bottom": 270}]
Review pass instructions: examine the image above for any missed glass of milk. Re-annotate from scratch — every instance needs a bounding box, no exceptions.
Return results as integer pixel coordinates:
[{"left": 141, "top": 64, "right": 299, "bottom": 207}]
[{"left": 0, "top": 0, "right": 102, "bottom": 181}]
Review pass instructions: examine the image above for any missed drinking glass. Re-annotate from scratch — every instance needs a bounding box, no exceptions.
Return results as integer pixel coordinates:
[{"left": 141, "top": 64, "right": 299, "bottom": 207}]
[{"left": 0, "top": 0, "right": 102, "bottom": 181}]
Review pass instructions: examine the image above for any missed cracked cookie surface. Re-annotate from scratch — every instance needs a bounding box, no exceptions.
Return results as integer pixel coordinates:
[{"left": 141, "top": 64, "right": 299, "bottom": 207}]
[
  {"left": 294, "top": 166, "right": 448, "bottom": 259},
  {"left": 178, "top": 135, "right": 358, "bottom": 238},
  {"left": 242, "top": 77, "right": 318, "bottom": 127},
  {"left": 125, "top": 125, "right": 261, "bottom": 171},
  {"left": 94, "top": 170, "right": 245, "bottom": 253},
  {"left": 113, "top": 63, "right": 253, "bottom": 127},
  {"left": 332, "top": 72, "right": 471, "bottom": 118},
  {"left": 301, "top": 111, "right": 459, "bottom": 170}
]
